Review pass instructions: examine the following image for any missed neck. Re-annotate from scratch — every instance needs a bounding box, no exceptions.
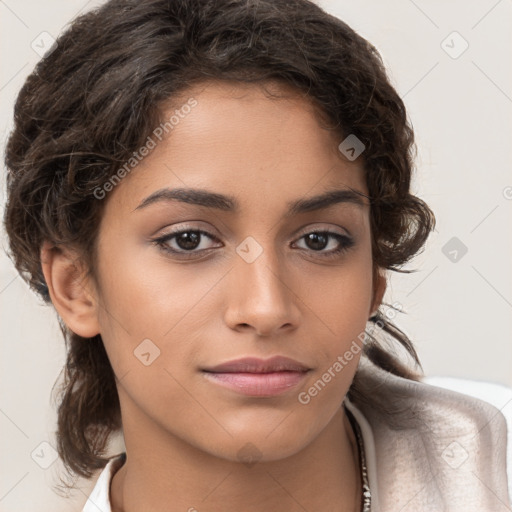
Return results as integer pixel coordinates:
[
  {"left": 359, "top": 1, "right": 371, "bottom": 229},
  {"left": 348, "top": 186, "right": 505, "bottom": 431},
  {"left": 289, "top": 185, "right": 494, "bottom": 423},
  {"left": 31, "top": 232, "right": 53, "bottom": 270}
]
[{"left": 111, "top": 402, "right": 361, "bottom": 512}]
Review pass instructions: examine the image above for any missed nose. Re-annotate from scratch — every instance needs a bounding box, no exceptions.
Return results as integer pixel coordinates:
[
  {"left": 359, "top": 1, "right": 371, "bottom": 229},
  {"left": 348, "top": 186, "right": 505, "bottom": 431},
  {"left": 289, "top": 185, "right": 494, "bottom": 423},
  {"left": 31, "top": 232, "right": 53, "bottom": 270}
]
[{"left": 223, "top": 244, "right": 301, "bottom": 337}]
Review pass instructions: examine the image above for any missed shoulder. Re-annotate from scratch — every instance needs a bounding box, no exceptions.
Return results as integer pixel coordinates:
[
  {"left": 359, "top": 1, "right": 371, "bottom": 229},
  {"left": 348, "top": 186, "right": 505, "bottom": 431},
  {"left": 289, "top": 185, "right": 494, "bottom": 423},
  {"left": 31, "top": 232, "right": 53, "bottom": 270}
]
[
  {"left": 424, "top": 375, "right": 512, "bottom": 499},
  {"left": 350, "top": 360, "right": 512, "bottom": 511}
]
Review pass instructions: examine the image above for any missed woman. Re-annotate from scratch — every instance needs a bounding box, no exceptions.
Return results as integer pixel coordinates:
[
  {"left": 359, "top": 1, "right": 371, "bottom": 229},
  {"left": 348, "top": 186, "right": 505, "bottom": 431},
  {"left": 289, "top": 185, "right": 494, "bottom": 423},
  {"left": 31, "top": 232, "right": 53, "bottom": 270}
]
[{"left": 3, "top": 0, "right": 510, "bottom": 510}]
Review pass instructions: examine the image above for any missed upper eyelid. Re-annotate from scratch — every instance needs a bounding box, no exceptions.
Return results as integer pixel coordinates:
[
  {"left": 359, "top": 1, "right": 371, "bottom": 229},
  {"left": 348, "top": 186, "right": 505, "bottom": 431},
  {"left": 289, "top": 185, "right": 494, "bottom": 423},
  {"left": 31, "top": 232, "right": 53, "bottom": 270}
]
[
  {"left": 157, "top": 225, "right": 221, "bottom": 242},
  {"left": 157, "top": 224, "right": 349, "bottom": 241}
]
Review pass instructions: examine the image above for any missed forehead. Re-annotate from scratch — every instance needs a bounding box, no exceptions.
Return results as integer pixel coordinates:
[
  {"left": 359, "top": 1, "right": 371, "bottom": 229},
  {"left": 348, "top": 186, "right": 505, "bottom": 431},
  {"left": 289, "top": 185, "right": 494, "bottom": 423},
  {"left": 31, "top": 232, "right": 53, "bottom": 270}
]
[{"left": 107, "top": 79, "right": 368, "bottom": 211}]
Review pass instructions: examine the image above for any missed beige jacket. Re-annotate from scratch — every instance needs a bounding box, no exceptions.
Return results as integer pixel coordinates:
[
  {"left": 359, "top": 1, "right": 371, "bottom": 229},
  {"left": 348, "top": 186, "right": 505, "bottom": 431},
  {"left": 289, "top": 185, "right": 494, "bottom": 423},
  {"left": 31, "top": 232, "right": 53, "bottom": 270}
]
[{"left": 347, "top": 359, "right": 511, "bottom": 511}]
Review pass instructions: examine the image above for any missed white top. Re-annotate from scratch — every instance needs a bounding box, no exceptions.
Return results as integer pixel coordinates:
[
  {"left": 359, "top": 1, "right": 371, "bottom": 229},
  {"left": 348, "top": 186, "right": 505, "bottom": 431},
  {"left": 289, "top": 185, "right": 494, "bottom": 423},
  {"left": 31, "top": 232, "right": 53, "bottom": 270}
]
[
  {"left": 82, "top": 452, "right": 125, "bottom": 512},
  {"left": 82, "top": 365, "right": 512, "bottom": 512}
]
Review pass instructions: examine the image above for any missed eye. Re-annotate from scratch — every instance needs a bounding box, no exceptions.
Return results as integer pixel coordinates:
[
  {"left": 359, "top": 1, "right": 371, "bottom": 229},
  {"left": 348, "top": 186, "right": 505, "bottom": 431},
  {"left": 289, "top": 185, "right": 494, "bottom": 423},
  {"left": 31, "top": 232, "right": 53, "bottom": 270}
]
[
  {"left": 293, "top": 230, "right": 355, "bottom": 259},
  {"left": 153, "top": 226, "right": 355, "bottom": 260},
  {"left": 153, "top": 228, "right": 221, "bottom": 257}
]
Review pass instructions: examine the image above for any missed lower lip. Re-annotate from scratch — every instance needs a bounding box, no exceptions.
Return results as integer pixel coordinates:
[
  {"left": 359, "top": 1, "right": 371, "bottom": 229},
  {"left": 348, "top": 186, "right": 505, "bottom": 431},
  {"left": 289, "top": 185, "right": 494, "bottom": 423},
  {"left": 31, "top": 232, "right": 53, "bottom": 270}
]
[{"left": 202, "top": 371, "right": 309, "bottom": 397}]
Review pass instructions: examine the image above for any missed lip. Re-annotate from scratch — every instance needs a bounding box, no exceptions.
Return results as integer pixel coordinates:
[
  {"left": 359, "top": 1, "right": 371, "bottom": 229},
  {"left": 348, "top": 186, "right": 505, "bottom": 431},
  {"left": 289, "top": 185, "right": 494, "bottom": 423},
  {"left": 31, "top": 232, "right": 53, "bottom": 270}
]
[
  {"left": 202, "top": 356, "right": 310, "bottom": 373},
  {"left": 201, "top": 356, "right": 311, "bottom": 397}
]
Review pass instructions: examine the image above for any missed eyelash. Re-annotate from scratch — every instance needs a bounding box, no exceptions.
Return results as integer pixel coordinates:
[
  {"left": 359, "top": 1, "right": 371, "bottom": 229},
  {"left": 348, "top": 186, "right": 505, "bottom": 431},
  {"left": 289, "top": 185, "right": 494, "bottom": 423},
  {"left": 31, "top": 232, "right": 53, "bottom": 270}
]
[{"left": 152, "top": 226, "right": 355, "bottom": 260}]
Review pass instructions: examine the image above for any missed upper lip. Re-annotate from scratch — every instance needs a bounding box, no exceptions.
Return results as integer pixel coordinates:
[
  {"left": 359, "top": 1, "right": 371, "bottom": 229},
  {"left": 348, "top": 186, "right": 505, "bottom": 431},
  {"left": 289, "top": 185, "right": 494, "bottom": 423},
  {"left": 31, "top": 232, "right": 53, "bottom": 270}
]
[{"left": 202, "top": 356, "right": 311, "bottom": 373}]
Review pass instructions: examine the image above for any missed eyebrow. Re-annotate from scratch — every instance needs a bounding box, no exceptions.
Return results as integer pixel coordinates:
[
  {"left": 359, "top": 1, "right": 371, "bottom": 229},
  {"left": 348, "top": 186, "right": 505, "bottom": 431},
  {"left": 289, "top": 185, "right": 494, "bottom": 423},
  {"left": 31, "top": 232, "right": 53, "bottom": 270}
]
[{"left": 134, "top": 187, "right": 369, "bottom": 215}]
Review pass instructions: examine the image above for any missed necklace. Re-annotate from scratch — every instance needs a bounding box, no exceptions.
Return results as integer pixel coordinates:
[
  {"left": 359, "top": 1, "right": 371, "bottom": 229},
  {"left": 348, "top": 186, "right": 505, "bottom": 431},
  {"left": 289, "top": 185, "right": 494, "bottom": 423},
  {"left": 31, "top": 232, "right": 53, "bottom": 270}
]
[{"left": 345, "top": 406, "right": 372, "bottom": 512}]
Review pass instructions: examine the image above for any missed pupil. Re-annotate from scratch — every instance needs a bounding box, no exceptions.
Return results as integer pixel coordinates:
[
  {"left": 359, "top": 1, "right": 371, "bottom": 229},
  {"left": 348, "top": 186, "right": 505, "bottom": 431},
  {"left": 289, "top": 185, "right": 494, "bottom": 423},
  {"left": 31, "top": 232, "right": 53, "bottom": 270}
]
[
  {"left": 306, "top": 233, "right": 327, "bottom": 250},
  {"left": 177, "top": 232, "right": 200, "bottom": 250}
]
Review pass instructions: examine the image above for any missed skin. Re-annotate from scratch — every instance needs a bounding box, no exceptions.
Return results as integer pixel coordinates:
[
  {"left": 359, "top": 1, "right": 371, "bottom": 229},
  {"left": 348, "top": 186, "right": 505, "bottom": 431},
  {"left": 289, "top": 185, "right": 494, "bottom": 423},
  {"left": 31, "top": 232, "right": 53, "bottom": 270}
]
[{"left": 41, "top": 80, "right": 386, "bottom": 512}]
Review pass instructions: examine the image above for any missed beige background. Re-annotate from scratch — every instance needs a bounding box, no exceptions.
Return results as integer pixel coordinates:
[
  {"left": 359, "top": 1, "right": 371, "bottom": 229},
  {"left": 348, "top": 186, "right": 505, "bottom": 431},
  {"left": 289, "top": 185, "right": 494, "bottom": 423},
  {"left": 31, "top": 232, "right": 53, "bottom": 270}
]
[{"left": 1, "top": 0, "right": 511, "bottom": 510}]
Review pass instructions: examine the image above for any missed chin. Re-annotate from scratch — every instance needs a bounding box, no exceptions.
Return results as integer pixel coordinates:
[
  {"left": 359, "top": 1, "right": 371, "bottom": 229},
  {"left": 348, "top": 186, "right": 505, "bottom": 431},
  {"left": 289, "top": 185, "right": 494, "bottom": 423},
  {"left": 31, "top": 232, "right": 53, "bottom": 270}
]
[{"left": 201, "top": 429, "right": 313, "bottom": 465}]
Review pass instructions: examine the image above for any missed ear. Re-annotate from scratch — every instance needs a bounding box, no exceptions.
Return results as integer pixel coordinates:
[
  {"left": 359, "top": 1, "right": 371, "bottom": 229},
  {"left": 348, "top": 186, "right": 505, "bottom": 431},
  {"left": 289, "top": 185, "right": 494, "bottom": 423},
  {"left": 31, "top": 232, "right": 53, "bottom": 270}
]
[
  {"left": 369, "top": 267, "right": 387, "bottom": 318},
  {"left": 40, "top": 241, "right": 100, "bottom": 338}
]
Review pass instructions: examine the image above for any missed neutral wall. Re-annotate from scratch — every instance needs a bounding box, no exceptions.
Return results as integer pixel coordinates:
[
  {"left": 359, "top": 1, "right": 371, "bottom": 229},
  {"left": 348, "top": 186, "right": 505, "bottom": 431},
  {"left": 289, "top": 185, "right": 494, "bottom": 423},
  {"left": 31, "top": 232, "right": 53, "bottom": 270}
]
[{"left": 1, "top": 1, "right": 510, "bottom": 510}]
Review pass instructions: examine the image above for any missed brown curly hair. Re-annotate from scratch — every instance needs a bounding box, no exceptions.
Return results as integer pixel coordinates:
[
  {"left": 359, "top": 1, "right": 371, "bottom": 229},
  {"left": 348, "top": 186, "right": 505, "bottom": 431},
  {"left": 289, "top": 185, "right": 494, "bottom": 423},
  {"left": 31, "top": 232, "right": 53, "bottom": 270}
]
[{"left": 3, "top": 0, "right": 435, "bottom": 482}]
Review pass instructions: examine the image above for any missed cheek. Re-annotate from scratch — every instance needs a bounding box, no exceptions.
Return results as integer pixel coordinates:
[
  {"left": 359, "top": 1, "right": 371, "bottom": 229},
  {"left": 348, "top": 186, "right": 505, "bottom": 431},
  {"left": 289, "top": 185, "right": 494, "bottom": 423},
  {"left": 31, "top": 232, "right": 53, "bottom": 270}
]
[
  {"left": 294, "top": 259, "right": 372, "bottom": 418},
  {"left": 94, "top": 239, "right": 237, "bottom": 402},
  {"left": 93, "top": 250, "right": 214, "bottom": 428},
  {"left": 301, "top": 248, "right": 374, "bottom": 343},
  {"left": 96, "top": 237, "right": 218, "bottom": 331}
]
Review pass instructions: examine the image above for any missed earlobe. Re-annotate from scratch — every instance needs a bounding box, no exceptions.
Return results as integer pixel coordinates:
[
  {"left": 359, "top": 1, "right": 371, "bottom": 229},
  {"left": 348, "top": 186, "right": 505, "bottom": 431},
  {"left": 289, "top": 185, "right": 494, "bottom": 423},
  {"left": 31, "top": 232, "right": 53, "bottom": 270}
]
[
  {"left": 40, "top": 241, "right": 100, "bottom": 338},
  {"left": 369, "top": 269, "right": 387, "bottom": 318}
]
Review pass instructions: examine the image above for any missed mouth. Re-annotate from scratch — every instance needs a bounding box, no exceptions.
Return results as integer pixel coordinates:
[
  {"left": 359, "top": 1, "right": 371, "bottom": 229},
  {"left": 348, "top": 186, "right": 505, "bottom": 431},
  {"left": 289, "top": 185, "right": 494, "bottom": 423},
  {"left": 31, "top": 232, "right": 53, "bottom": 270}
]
[{"left": 201, "top": 356, "right": 311, "bottom": 397}]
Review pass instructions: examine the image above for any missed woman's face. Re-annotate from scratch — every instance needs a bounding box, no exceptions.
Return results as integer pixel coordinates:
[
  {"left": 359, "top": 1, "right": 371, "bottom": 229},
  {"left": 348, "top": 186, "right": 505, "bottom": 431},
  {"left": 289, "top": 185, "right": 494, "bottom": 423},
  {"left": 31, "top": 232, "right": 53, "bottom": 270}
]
[{"left": 91, "top": 80, "right": 384, "bottom": 462}]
